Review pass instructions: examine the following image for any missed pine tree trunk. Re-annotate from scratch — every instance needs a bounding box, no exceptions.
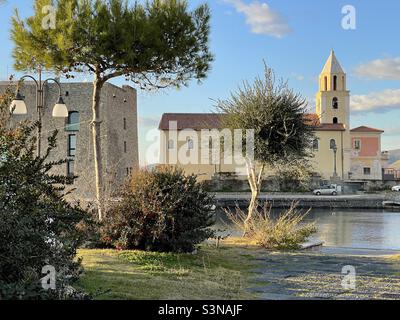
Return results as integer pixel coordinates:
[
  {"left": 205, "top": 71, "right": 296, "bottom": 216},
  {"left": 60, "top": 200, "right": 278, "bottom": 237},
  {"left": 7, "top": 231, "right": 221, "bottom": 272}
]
[{"left": 92, "top": 77, "right": 105, "bottom": 221}]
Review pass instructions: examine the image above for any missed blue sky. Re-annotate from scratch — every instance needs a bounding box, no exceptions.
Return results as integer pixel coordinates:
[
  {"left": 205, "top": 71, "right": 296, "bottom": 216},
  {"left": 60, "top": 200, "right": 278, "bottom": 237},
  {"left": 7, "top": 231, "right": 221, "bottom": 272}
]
[{"left": 1, "top": 0, "right": 400, "bottom": 164}]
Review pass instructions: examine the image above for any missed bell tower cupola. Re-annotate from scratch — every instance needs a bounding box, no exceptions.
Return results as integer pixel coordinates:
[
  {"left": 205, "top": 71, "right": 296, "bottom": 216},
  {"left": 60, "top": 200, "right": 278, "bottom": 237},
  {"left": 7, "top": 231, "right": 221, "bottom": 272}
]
[{"left": 316, "top": 50, "right": 350, "bottom": 129}]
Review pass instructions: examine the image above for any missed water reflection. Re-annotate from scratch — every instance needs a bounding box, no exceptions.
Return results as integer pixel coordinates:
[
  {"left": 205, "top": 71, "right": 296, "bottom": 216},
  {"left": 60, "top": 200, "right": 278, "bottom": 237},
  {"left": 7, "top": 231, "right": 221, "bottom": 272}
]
[{"left": 216, "top": 208, "right": 400, "bottom": 250}]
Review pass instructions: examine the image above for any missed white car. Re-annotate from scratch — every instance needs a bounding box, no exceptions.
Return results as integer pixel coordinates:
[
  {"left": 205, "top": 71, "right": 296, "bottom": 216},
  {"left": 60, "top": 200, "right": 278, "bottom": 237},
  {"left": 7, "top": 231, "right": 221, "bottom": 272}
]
[
  {"left": 392, "top": 186, "right": 400, "bottom": 192},
  {"left": 313, "top": 185, "right": 340, "bottom": 196}
]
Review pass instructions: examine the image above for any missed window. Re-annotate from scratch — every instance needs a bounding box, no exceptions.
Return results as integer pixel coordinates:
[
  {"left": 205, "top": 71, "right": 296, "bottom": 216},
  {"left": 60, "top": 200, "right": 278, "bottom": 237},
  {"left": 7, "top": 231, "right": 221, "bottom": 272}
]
[
  {"left": 187, "top": 138, "right": 194, "bottom": 150},
  {"left": 324, "top": 76, "right": 328, "bottom": 91},
  {"left": 123, "top": 118, "right": 127, "bottom": 130},
  {"left": 342, "top": 76, "right": 345, "bottom": 90},
  {"left": 332, "top": 97, "right": 338, "bottom": 109},
  {"left": 354, "top": 139, "right": 361, "bottom": 150},
  {"left": 65, "top": 111, "right": 80, "bottom": 131},
  {"left": 312, "top": 139, "right": 319, "bottom": 151},
  {"left": 333, "top": 117, "right": 338, "bottom": 124},
  {"left": 364, "top": 167, "right": 371, "bottom": 175},
  {"left": 124, "top": 141, "right": 127, "bottom": 153},
  {"left": 333, "top": 75, "right": 337, "bottom": 91},
  {"left": 330, "top": 139, "right": 336, "bottom": 150},
  {"left": 67, "top": 160, "right": 75, "bottom": 177},
  {"left": 68, "top": 134, "right": 77, "bottom": 157},
  {"left": 168, "top": 139, "right": 174, "bottom": 150}
]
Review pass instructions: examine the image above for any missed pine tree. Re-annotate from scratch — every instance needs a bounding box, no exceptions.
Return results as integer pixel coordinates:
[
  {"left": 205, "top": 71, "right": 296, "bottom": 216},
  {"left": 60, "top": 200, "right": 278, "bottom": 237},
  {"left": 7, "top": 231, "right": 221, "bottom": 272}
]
[{"left": 11, "top": 0, "right": 214, "bottom": 220}]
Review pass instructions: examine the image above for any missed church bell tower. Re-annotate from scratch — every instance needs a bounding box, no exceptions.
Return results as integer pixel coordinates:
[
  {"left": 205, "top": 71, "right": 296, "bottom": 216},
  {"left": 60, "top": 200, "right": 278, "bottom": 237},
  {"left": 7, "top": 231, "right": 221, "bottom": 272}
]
[{"left": 316, "top": 50, "right": 350, "bottom": 129}]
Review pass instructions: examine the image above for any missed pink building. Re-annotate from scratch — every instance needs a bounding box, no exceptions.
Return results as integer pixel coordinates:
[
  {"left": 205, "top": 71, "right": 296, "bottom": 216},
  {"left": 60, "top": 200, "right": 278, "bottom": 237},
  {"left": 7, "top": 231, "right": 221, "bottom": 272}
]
[{"left": 350, "top": 126, "right": 385, "bottom": 180}]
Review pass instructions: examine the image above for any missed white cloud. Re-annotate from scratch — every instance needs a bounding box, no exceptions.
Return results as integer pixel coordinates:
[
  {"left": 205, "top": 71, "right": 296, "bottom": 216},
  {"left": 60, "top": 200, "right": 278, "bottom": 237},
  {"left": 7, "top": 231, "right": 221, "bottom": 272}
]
[
  {"left": 290, "top": 72, "right": 304, "bottom": 81},
  {"left": 384, "top": 127, "right": 400, "bottom": 136},
  {"left": 138, "top": 116, "right": 159, "bottom": 128},
  {"left": 351, "top": 89, "right": 400, "bottom": 113},
  {"left": 224, "top": 0, "right": 291, "bottom": 38},
  {"left": 354, "top": 57, "right": 400, "bottom": 80}
]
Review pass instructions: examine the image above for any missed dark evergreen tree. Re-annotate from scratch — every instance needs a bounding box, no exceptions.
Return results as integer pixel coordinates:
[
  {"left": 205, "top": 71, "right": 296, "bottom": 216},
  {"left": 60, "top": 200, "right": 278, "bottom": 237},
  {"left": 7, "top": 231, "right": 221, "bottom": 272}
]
[{"left": 0, "top": 87, "right": 88, "bottom": 300}]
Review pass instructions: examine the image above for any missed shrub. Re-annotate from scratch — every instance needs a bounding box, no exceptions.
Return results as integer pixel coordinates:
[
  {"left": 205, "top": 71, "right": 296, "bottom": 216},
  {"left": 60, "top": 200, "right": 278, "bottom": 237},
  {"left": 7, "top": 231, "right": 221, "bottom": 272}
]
[
  {"left": 102, "top": 167, "right": 216, "bottom": 253},
  {"left": 227, "top": 203, "right": 317, "bottom": 250},
  {"left": 273, "top": 160, "right": 313, "bottom": 192},
  {"left": 0, "top": 88, "right": 89, "bottom": 299}
]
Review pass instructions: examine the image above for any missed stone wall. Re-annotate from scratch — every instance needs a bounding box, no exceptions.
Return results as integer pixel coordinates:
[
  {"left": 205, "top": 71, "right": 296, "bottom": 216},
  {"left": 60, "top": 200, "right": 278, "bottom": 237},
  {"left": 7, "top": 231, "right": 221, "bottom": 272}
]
[
  {"left": 1, "top": 81, "right": 139, "bottom": 204},
  {"left": 215, "top": 195, "right": 387, "bottom": 210}
]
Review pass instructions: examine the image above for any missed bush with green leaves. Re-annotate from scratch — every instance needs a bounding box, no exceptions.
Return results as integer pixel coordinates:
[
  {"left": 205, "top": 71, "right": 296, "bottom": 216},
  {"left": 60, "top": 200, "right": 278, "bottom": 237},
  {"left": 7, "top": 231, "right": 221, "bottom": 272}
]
[
  {"left": 0, "top": 89, "right": 89, "bottom": 299},
  {"left": 102, "top": 167, "right": 216, "bottom": 253}
]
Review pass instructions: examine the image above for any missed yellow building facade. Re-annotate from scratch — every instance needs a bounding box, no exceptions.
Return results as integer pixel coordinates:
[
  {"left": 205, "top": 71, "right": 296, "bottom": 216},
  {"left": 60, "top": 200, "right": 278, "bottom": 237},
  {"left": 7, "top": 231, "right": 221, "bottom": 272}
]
[{"left": 159, "top": 51, "right": 385, "bottom": 182}]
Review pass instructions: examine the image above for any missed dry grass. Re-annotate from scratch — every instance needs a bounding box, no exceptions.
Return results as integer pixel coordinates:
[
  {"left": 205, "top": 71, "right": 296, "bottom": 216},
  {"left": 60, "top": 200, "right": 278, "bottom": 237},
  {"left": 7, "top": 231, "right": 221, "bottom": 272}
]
[
  {"left": 75, "top": 242, "right": 268, "bottom": 300},
  {"left": 226, "top": 203, "right": 317, "bottom": 250}
]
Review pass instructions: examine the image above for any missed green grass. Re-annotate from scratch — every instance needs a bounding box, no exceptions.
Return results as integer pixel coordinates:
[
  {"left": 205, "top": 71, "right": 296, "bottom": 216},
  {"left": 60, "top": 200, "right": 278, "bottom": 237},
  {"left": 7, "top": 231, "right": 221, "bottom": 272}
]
[
  {"left": 388, "top": 254, "right": 400, "bottom": 260},
  {"left": 389, "top": 255, "right": 400, "bottom": 276},
  {"left": 75, "top": 240, "right": 267, "bottom": 300}
]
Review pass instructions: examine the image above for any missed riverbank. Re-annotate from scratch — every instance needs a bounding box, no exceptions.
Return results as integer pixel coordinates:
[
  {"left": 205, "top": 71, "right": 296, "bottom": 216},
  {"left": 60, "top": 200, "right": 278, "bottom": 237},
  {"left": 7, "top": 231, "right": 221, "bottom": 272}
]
[
  {"left": 251, "top": 249, "right": 400, "bottom": 300},
  {"left": 214, "top": 192, "right": 391, "bottom": 209},
  {"left": 75, "top": 240, "right": 400, "bottom": 300},
  {"left": 75, "top": 241, "right": 267, "bottom": 300}
]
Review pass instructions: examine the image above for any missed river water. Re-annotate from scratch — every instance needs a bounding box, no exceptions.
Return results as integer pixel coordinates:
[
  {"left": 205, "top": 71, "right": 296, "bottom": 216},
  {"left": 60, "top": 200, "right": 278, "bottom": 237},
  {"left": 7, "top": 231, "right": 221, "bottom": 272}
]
[{"left": 216, "top": 208, "right": 400, "bottom": 251}]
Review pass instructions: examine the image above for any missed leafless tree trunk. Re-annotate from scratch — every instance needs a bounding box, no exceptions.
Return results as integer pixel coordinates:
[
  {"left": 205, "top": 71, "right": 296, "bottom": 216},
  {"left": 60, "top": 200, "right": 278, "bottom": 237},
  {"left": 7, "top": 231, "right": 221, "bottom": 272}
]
[
  {"left": 244, "top": 157, "right": 265, "bottom": 236},
  {"left": 92, "top": 75, "right": 105, "bottom": 221}
]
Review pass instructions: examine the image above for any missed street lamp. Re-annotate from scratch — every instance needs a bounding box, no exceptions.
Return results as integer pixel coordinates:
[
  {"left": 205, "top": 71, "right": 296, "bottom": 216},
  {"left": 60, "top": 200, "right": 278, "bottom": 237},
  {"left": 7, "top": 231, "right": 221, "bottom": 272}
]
[
  {"left": 10, "top": 72, "right": 68, "bottom": 156},
  {"left": 332, "top": 143, "right": 338, "bottom": 179}
]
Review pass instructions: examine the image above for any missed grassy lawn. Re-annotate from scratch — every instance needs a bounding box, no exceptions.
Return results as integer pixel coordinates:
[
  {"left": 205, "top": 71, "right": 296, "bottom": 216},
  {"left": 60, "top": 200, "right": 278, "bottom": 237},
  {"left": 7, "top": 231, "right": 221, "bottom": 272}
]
[
  {"left": 76, "top": 238, "right": 267, "bottom": 300},
  {"left": 388, "top": 255, "right": 400, "bottom": 276}
]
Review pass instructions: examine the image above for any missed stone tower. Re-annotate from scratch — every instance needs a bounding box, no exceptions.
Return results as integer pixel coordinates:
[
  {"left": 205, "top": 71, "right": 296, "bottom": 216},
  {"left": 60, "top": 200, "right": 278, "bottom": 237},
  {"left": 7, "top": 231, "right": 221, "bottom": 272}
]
[
  {"left": 316, "top": 50, "right": 351, "bottom": 180},
  {"left": 316, "top": 50, "right": 350, "bottom": 128}
]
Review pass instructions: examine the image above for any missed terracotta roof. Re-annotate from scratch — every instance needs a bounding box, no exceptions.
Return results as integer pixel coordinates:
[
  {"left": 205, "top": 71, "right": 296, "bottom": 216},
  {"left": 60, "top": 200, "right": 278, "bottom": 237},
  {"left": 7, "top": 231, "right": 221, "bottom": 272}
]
[
  {"left": 159, "top": 113, "right": 224, "bottom": 130},
  {"left": 159, "top": 112, "right": 345, "bottom": 131},
  {"left": 315, "top": 123, "right": 346, "bottom": 131},
  {"left": 304, "top": 113, "right": 346, "bottom": 131},
  {"left": 350, "top": 126, "right": 384, "bottom": 133},
  {"left": 303, "top": 113, "right": 320, "bottom": 126}
]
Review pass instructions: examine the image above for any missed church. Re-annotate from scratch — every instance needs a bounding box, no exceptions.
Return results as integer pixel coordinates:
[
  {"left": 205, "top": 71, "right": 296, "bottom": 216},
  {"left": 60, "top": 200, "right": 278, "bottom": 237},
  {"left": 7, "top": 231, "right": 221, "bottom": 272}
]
[
  {"left": 311, "top": 50, "right": 384, "bottom": 181},
  {"left": 159, "top": 51, "right": 386, "bottom": 182}
]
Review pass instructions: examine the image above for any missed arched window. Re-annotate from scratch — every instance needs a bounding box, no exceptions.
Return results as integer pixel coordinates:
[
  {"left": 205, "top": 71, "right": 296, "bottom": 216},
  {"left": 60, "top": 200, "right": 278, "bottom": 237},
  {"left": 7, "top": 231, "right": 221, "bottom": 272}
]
[
  {"left": 332, "top": 97, "right": 338, "bottom": 109},
  {"left": 333, "top": 117, "right": 338, "bottom": 124},
  {"left": 167, "top": 139, "right": 174, "bottom": 150},
  {"left": 312, "top": 139, "right": 319, "bottom": 151},
  {"left": 324, "top": 76, "right": 328, "bottom": 91},
  {"left": 330, "top": 139, "right": 337, "bottom": 150},
  {"left": 342, "top": 76, "right": 345, "bottom": 90},
  {"left": 333, "top": 76, "right": 337, "bottom": 91},
  {"left": 66, "top": 111, "right": 80, "bottom": 131},
  {"left": 187, "top": 138, "right": 194, "bottom": 150}
]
